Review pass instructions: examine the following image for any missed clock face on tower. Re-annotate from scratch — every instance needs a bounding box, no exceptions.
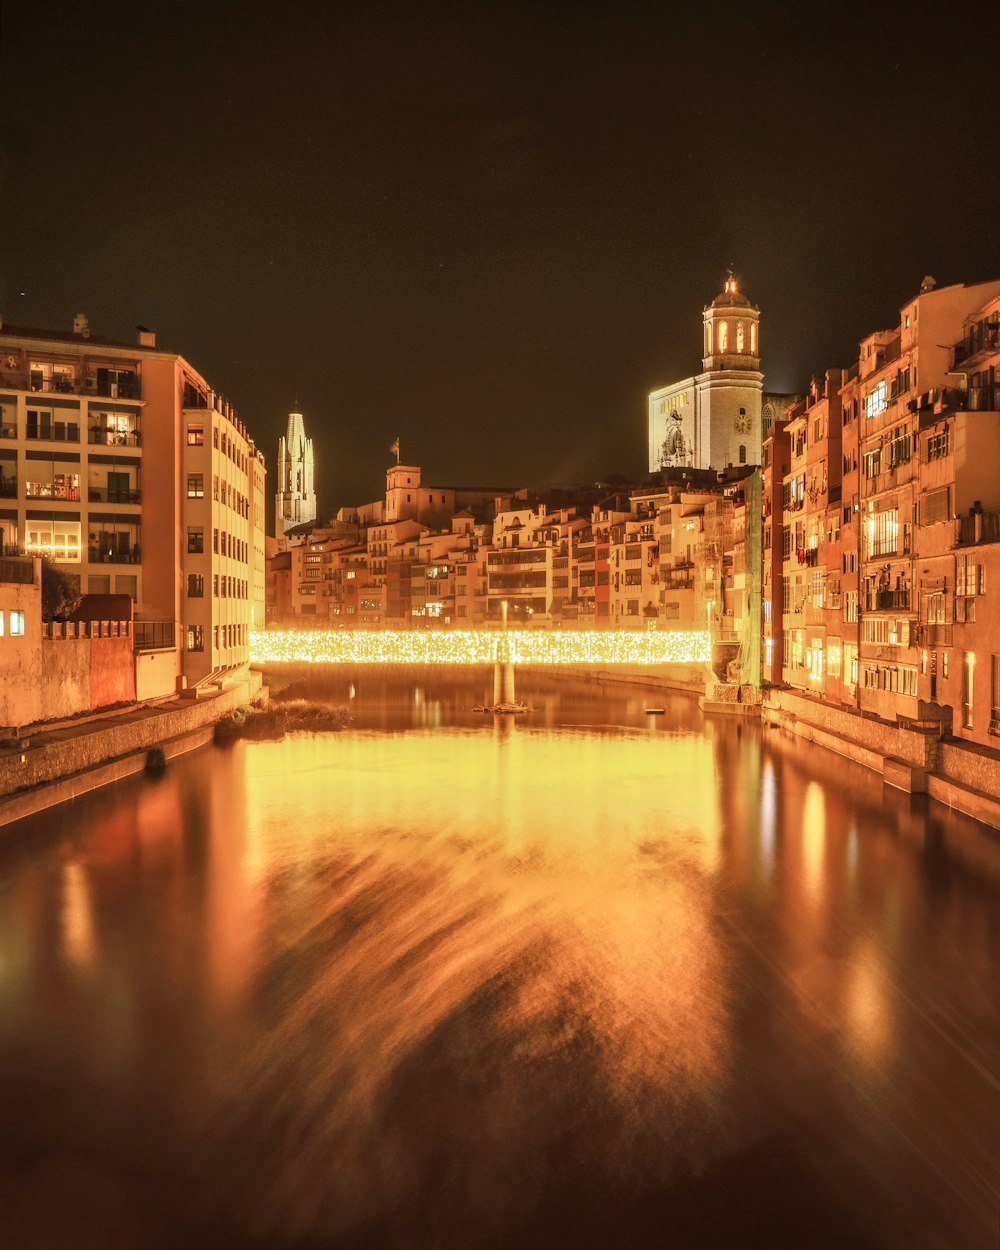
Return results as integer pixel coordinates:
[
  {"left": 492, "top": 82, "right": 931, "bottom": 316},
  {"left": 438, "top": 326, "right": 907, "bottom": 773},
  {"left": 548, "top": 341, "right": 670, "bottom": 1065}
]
[{"left": 735, "top": 412, "right": 751, "bottom": 434}]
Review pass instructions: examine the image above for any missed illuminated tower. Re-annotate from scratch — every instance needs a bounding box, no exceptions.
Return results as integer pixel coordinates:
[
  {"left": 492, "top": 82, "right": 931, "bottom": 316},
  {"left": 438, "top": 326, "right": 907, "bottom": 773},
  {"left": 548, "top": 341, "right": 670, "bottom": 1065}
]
[
  {"left": 698, "top": 273, "right": 764, "bottom": 470},
  {"left": 648, "top": 273, "right": 794, "bottom": 473},
  {"left": 275, "top": 410, "right": 316, "bottom": 538}
]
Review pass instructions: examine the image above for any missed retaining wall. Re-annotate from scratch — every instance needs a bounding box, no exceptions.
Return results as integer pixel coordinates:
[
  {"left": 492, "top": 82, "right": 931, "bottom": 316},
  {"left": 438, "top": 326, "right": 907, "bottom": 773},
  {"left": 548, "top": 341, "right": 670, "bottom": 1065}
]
[
  {"left": 0, "top": 671, "right": 262, "bottom": 800},
  {"left": 764, "top": 689, "right": 939, "bottom": 769}
]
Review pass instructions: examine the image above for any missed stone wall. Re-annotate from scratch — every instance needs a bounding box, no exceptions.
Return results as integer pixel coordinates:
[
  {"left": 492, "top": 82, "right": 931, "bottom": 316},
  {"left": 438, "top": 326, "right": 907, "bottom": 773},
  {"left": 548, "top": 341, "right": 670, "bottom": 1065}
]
[
  {"left": 936, "top": 741, "right": 1000, "bottom": 798},
  {"left": 765, "top": 688, "right": 939, "bottom": 769},
  {"left": 0, "top": 671, "right": 262, "bottom": 799}
]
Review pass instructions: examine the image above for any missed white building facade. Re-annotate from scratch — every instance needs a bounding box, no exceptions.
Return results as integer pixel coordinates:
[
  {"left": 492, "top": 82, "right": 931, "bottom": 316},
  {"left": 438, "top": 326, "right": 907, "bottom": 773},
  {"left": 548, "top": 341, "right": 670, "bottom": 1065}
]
[{"left": 648, "top": 276, "right": 797, "bottom": 474}]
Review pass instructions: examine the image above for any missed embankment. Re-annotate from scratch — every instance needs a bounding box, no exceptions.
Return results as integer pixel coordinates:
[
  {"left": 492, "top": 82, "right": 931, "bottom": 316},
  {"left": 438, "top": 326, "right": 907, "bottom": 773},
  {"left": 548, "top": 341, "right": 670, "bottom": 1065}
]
[{"left": 0, "top": 672, "right": 263, "bottom": 828}]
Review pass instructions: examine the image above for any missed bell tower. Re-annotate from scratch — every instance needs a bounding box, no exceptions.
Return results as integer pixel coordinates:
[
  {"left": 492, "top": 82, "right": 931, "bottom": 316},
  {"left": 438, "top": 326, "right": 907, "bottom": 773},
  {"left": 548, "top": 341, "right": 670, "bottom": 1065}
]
[
  {"left": 697, "top": 272, "right": 765, "bottom": 469},
  {"left": 702, "top": 271, "right": 761, "bottom": 373}
]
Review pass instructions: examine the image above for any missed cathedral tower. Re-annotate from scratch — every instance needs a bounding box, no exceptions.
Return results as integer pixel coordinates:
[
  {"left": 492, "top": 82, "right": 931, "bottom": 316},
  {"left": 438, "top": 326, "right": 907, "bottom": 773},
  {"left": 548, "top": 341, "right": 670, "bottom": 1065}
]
[
  {"left": 648, "top": 273, "right": 769, "bottom": 473},
  {"left": 275, "top": 409, "right": 317, "bottom": 538}
]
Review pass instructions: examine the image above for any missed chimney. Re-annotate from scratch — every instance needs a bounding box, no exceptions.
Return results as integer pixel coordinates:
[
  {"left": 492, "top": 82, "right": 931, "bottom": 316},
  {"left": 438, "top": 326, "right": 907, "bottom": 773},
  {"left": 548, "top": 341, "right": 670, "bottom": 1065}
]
[
  {"left": 137, "top": 325, "right": 156, "bottom": 348},
  {"left": 73, "top": 313, "right": 90, "bottom": 338}
]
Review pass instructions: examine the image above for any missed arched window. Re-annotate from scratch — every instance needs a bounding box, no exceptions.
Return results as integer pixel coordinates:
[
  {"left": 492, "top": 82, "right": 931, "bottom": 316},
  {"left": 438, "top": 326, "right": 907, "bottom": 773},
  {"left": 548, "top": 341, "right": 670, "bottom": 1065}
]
[
  {"left": 750, "top": 323, "right": 757, "bottom": 354},
  {"left": 739, "top": 444, "right": 747, "bottom": 464},
  {"left": 704, "top": 324, "right": 711, "bottom": 355},
  {"left": 718, "top": 321, "right": 728, "bottom": 352},
  {"left": 736, "top": 322, "right": 745, "bottom": 352}
]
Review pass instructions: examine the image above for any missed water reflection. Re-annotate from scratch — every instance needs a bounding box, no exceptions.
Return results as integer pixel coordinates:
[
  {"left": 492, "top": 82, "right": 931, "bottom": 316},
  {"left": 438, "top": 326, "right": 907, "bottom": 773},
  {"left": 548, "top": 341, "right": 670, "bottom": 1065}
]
[{"left": 0, "top": 674, "right": 998, "bottom": 1250}]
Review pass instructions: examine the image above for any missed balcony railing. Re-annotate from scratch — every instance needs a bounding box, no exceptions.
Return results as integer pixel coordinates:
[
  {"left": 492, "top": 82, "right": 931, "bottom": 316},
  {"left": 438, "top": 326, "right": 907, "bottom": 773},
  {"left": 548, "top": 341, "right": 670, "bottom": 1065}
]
[
  {"left": 956, "top": 511, "right": 1000, "bottom": 546},
  {"left": 88, "top": 427, "right": 142, "bottom": 447},
  {"left": 88, "top": 486, "right": 141, "bottom": 505},
  {"left": 87, "top": 545, "right": 141, "bottom": 564},
  {"left": 28, "top": 373, "right": 80, "bottom": 394},
  {"left": 25, "top": 481, "right": 81, "bottom": 501},
  {"left": 867, "top": 588, "right": 911, "bottom": 612}
]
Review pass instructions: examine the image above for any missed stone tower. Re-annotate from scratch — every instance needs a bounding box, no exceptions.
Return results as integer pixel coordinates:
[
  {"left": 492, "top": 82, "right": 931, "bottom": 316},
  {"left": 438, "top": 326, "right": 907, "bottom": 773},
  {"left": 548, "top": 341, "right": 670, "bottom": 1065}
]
[
  {"left": 275, "top": 410, "right": 317, "bottom": 538},
  {"left": 697, "top": 274, "right": 764, "bottom": 470},
  {"left": 648, "top": 273, "right": 769, "bottom": 473}
]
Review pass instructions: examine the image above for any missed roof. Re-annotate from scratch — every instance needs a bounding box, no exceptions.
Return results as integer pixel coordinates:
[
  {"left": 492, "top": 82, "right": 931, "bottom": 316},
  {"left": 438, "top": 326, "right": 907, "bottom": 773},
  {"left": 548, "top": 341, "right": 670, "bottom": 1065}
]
[
  {"left": 0, "top": 323, "right": 160, "bottom": 352},
  {"left": 709, "top": 275, "right": 753, "bottom": 310}
]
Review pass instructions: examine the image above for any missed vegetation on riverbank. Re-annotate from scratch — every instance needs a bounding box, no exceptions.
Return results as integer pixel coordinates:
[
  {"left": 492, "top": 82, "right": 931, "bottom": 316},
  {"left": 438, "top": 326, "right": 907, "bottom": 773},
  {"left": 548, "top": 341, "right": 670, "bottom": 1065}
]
[{"left": 214, "top": 699, "right": 352, "bottom": 742}]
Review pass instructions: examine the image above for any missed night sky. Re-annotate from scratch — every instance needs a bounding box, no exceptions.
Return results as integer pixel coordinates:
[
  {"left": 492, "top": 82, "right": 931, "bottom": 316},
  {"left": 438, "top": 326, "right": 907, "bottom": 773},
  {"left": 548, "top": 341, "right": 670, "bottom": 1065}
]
[{"left": 3, "top": 1, "right": 998, "bottom": 526}]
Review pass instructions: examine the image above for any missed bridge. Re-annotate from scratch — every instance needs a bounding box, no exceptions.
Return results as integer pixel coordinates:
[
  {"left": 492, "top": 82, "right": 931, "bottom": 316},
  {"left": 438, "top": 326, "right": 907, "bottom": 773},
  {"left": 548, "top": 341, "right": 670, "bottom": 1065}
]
[{"left": 249, "top": 629, "right": 712, "bottom": 666}]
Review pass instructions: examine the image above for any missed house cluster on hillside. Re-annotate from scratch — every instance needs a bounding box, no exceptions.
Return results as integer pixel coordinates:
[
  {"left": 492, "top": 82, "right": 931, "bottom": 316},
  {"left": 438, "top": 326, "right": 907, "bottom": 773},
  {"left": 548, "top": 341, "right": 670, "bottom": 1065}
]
[{"left": 267, "top": 461, "right": 759, "bottom": 634}]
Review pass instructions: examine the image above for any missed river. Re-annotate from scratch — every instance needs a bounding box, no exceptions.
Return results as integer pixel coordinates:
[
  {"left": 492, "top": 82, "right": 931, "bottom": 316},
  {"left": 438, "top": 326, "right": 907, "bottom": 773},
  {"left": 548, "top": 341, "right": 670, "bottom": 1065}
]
[{"left": 0, "top": 673, "right": 997, "bottom": 1248}]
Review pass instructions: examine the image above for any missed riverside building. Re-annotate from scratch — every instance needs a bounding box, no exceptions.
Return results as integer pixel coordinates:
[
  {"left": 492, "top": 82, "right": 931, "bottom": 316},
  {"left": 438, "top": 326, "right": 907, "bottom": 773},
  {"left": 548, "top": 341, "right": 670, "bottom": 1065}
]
[{"left": 0, "top": 316, "right": 266, "bottom": 695}]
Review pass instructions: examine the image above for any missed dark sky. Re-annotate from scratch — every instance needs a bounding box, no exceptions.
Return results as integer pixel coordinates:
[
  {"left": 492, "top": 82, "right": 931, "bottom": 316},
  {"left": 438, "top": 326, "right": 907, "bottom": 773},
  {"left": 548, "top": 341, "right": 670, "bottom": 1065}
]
[{"left": 3, "top": 0, "right": 998, "bottom": 524}]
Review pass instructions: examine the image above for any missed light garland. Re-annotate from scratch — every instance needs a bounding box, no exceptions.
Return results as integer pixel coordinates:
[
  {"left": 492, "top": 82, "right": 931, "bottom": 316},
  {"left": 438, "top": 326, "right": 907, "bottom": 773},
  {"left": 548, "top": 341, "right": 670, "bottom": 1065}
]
[{"left": 249, "top": 629, "right": 712, "bottom": 666}]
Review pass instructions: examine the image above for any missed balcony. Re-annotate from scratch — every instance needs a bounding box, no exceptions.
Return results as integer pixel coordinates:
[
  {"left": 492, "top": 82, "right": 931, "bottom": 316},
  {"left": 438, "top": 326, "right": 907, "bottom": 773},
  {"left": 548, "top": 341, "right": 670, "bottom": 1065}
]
[
  {"left": 0, "top": 477, "right": 17, "bottom": 498},
  {"left": 25, "top": 480, "right": 81, "bottom": 501},
  {"left": 88, "top": 486, "right": 141, "bottom": 505},
  {"left": 867, "top": 588, "right": 911, "bottom": 612},
  {"left": 87, "top": 545, "right": 141, "bottom": 564},
  {"left": 915, "top": 622, "right": 953, "bottom": 648},
  {"left": 951, "top": 323, "right": 1000, "bottom": 371},
  {"left": 28, "top": 372, "right": 80, "bottom": 395},
  {"left": 956, "top": 511, "right": 1000, "bottom": 546},
  {"left": 88, "top": 426, "right": 141, "bottom": 447}
]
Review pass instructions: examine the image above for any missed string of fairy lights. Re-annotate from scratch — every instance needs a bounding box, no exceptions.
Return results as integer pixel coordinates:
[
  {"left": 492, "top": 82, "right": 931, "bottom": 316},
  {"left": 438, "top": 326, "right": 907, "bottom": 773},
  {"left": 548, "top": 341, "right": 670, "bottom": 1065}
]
[{"left": 249, "top": 629, "right": 712, "bottom": 666}]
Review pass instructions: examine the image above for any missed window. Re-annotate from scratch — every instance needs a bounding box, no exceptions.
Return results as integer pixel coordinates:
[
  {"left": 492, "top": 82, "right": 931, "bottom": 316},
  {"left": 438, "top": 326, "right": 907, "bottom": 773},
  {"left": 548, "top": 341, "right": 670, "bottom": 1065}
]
[
  {"left": 187, "top": 425, "right": 204, "bottom": 445},
  {"left": 865, "top": 381, "right": 887, "bottom": 420},
  {"left": 736, "top": 322, "right": 745, "bottom": 352},
  {"left": 739, "top": 444, "right": 746, "bottom": 464},
  {"left": 26, "top": 520, "right": 82, "bottom": 562},
  {"left": 920, "top": 487, "right": 950, "bottom": 526},
  {"left": 187, "top": 573, "right": 204, "bottom": 597},
  {"left": 962, "top": 651, "right": 974, "bottom": 729},
  {"left": 187, "top": 474, "right": 204, "bottom": 498},
  {"left": 956, "top": 555, "right": 983, "bottom": 623},
  {"left": 10, "top": 610, "right": 25, "bottom": 636},
  {"left": 717, "top": 321, "right": 728, "bottom": 352},
  {"left": 926, "top": 427, "right": 949, "bottom": 461},
  {"left": 866, "top": 509, "right": 898, "bottom": 558},
  {"left": 187, "top": 625, "right": 204, "bottom": 652},
  {"left": 187, "top": 527, "right": 204, "bottom": 553}
]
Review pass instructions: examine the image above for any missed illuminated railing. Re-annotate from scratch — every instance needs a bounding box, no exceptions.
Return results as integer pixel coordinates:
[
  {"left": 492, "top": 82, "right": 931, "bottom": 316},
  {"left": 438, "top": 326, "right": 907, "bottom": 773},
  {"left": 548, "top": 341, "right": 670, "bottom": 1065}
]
[{"left": 250, "top": 629, "right": 712, "bottom": 666}]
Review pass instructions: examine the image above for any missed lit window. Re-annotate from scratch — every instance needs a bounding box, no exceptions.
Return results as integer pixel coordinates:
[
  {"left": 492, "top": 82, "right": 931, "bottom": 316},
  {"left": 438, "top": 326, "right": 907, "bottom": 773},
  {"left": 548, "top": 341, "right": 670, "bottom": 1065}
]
[
  {"left": 718, "top": 321, "right": 728, "bottom": 352},
  {"left": 10, "top": 610, "right": 25, "bottom": 637},
  {"left": 187, "top": 426, "right": 204, "bottom": 445},
  {"left": 187, "top": 474, "right": 204, "bottom": 498}
]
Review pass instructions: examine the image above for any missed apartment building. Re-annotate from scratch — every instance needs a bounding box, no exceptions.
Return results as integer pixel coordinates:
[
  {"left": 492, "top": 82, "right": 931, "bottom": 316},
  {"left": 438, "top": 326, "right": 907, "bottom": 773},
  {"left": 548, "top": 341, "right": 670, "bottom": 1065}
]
[
  {"left": 849, "top": 279, "right": 1000, "bottom": 721},
  {"left": 0, "top": 316, "right": 266, "bottom": 693}
]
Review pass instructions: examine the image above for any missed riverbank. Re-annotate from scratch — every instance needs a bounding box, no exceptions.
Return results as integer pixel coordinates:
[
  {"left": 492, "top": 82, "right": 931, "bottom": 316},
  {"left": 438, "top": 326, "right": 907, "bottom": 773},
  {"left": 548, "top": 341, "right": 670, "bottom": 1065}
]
[
  {"left": 761, "top": 687, "right": 1000, "bottom": 833},
  {"left": 0, "top": 671, "right": 263, "bottom": 829}
]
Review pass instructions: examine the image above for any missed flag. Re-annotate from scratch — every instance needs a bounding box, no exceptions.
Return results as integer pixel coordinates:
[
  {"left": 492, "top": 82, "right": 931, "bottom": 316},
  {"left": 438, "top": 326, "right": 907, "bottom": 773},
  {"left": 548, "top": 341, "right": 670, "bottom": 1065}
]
[{"left": 389, "top": 438, "right": 399, "bottom": 457}]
